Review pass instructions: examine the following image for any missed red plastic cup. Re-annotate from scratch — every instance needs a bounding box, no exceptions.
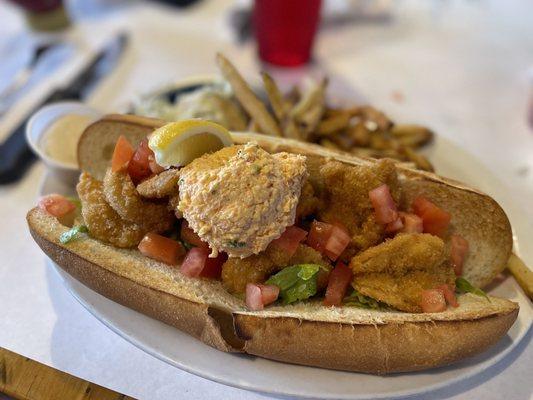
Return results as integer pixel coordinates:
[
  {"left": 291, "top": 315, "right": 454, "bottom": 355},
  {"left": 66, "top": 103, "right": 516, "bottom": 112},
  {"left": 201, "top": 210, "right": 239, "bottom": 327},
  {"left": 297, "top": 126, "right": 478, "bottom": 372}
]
[{"left": 253, "top": 0, "right": 322, "bottom": 67}]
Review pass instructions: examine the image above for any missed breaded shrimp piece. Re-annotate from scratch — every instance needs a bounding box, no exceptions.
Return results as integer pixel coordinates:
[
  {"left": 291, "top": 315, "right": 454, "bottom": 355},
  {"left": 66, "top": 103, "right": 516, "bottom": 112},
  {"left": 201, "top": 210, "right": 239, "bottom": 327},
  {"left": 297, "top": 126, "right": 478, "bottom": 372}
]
[
  {"left": 350, "top": 233, "right": 454, "bottom": 312},
  {"left": 296, "top": 180, "right": 323, "bottom": 219},
  {"left": 103, "top": 168, "right": 174, "bottom": 232},
  {"left": 77, "top": 172, "right": 146, "bottom": 248},
  {"left": 222, "top": 251, "right": 279, "bottom": 295},
  {"left": 136, "top": 169, "right": 180, "bottom": 199},
  {"left": 318, "top": 158, "right": 400, "bottom": 251}
]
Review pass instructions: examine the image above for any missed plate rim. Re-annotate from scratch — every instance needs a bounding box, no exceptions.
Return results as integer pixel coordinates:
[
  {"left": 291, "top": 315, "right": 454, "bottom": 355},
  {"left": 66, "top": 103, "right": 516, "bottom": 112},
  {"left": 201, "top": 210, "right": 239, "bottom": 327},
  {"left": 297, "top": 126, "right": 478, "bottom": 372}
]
[{"left": 50, "top": 260, "right": 531, "bottom": 400}]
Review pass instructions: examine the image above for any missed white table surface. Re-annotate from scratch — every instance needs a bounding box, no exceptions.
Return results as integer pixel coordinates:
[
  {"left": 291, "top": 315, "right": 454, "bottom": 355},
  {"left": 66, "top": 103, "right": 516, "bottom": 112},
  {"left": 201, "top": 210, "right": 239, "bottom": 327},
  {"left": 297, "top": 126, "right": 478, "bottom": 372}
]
[{"left": 0, "top": 1, "right": 531, "bottom": 399}]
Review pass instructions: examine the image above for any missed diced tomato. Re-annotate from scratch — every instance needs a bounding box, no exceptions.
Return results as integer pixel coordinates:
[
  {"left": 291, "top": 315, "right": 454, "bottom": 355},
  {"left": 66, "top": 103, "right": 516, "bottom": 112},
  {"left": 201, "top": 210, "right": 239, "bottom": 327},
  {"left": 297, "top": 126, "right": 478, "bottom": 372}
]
[
  {"left": 369, "top": 184, "right": 398, "bottom": 225},
  {"left": 38, "top": 194, "right": 76, "bottom": 218},
  {"left": 246, "top": 283, "right": 264, "bottom": 311},
  {"left": 180, "top": 247, "right": 209, "bottom": 277},
  {"left": 436, "top": 284, "right": 459, "bottom": 307},
  {"left": 412, "top": 196, "right": 451, "bottom": 237},
  {"left": 111, "top": 135, "right": 134, "bottom": 172},
  {"left": 258, "top": 284, "right": 280, "bottom": 306},
  {"left": 324, "top": 262, "right": 353, "bottom": 306},
  {"left": 271, "top": 225, "right": 308, "bottom": 257},
  {"left": 399, "top": 212, "right": 423, "bottom": 234},
  {"left": 199, "top": 252, "right": 227, "bottom": 279},
  {"left": 307, "top": 220, "right": 334, "bottom": 253},
  {"left": 180, "top": 220, "right": 209, "bottom": 248},
  {"left": 307, "top": 221, "right": 351, "bottom": 261},
  {"left": 385, "top": 217, "right": 404, "bottom": 234},
  {"left": 450, "top": 234, "right": 469, "bottom": 276},
  {"left": 138, "top": 233, "right": 185, "bottom": 265},
  {"left": 324, "top": 225, "right": 351, "bottom": 261},
  {"left": 420, "top": 289, "right": 447, "bottom": 313},
  {"left": 127, "top": 138, "right": 154, "bottom": 184}
]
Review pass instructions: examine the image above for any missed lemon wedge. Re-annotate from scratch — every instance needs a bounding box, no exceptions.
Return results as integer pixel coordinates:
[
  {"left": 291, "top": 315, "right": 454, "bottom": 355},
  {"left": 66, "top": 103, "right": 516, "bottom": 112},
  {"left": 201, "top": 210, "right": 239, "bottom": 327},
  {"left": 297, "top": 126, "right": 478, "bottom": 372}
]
[{"left": 148, "top": 120, "right": 233, "bottom": 167}]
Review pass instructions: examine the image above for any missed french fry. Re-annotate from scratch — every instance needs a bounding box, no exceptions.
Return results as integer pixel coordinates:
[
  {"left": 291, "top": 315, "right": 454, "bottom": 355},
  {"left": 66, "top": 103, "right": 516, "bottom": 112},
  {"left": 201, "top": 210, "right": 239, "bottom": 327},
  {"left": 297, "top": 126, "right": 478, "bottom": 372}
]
[
  {"left": 330, "top": 132, "right": 356, "bottom": 150},
  {"left": 216, "top": 54, "right": 435, "bottom": 172},
  {"left": 346, "top": 121, "right": 370, "bottom": 146},
  {"left": 291, "top": 78, "right": 327, "bottom": 139},
  {"left": 216, "top": 53, "right": 282, "bottom": 137},
  {"left": 316, "top": 112, "right": 351, "bottom": 136},
  {"left": 401, "top": 146, "right": 434, "bottom": 172},
  {"left": 507, "top": 253, "right": 533, "bottom": 300},
  {"left": 391, "top": 124, "right": 434, "bottom": 148},
  {"left": 353, "top": 106, "right": 393, "bottom": 131},
  {"left": 369, "top": 133, "right": 397, "bottom": 150},
  {"left": 282, "top": 116, "right": 303, "bottom": 140},
  {"left": 248, "top": 119, "right": 261, "bottom": 133},
  {"left": 284, "top": 86, "right": 301, "bottom": 107},
  {"left": 261, "top": 72, "right": 288, "bottom": 121}
]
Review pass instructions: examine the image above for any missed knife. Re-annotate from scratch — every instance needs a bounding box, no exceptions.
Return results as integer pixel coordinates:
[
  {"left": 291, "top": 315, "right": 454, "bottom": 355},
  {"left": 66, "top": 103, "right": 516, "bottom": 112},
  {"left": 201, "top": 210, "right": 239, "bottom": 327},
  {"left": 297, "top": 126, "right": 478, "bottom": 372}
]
[{"left": 0, "top": 32, "right": 128, "bottom": 185}]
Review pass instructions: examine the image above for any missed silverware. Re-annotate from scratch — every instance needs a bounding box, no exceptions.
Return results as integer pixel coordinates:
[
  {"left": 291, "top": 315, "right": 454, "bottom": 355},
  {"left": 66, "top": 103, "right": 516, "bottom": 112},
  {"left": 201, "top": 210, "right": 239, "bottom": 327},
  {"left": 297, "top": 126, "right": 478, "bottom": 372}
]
[
  {"left": 0, "top": 41, "right": 59, "bottom": 115},
  {"left": 0, "top": 32, "right": 129, "bottom": 185}
]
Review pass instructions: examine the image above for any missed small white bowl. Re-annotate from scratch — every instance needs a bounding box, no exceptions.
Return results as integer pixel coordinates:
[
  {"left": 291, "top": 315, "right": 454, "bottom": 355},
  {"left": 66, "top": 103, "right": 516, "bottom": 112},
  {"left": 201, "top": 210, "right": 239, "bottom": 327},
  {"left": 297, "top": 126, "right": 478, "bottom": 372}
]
[{"left": 26, "top": 101, "right": 102, "bottom": 185}]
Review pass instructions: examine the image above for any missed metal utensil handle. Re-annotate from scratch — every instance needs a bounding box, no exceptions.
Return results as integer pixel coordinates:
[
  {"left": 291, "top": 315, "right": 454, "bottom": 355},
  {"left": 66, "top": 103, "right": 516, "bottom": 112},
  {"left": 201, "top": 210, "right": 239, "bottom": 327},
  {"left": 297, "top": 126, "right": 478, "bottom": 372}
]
[{"left": 0, "top": 88, "right": 78, "bottom": 185}]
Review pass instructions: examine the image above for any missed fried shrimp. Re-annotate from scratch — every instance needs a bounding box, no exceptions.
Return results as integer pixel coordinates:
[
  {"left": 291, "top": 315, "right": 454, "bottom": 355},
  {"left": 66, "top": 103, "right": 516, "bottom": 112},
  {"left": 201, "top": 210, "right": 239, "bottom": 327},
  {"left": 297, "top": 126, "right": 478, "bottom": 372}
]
[
  {"left": 350, "top": 233, "right": 454, "bottom": 312},
  {"left": 103, "top": 168, "right": 174, "bottom": 232},
  {"left": 296, "top": 180, "right": 323, "bottom": 219},
  {"left": 317, "top": 158, "right": 400, "bottom": 252},
  {"left": 136, "top": 169, "right": 180, "bottom": 199},
  {"left": 76, "top": 172, "right": 146, "bottom": 248}
]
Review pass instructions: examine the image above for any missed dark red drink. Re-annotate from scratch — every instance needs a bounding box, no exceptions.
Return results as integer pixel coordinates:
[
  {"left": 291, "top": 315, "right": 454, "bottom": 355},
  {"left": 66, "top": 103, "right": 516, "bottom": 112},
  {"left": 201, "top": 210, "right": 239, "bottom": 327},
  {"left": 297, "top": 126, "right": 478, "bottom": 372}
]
[{"left": 253, "top": 0, "right": 322, "bottom": 67}]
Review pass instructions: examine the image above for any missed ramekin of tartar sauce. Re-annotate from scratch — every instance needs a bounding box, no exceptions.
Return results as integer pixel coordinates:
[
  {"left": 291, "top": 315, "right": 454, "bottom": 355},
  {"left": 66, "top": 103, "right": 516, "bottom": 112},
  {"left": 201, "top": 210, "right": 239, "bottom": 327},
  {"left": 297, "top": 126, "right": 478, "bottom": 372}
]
[{"left": 26, "top": 102, "right": 102, "bottom": 184}]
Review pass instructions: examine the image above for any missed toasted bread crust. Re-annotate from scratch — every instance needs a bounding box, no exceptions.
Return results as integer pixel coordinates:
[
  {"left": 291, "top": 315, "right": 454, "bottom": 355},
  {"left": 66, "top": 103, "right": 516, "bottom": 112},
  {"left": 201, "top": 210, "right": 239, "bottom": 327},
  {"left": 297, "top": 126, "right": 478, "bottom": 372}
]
[
  {"left": 28, "top": 208, "right": 518, "bottom": 373},
  {"left": 234, "top": 310, "right": 518, "bottom": 373}
]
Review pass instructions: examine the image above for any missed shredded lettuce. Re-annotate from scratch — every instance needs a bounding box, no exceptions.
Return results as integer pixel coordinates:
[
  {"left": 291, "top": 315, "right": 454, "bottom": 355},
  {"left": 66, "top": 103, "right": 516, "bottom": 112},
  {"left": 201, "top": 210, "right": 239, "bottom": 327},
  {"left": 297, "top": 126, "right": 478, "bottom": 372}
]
[
  {"left": 60, "top": 225, "right": 88, "bottom": 244},
  {"left": 343, "top": 289, "right": 384, "bottom": 309},
  {"left": 265, "top": 264, "right": 321, "bottom": 304},
  {"left": 455, "top": 277, "right": 489, "bottom": 300}
]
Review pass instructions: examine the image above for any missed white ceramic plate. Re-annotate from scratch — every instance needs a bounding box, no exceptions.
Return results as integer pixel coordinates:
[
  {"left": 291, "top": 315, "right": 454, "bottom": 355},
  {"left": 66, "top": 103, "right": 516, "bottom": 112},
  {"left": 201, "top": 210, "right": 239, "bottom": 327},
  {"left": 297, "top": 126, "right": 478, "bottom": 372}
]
[{"left": 40, "top": 135, "right": 532, "bottom": 400}]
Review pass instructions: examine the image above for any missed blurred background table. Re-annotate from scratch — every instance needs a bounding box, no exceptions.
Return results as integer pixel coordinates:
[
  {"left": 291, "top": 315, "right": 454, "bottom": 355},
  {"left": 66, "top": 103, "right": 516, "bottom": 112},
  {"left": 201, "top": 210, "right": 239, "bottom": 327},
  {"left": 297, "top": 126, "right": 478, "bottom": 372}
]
[{"left": 0, "top": 1, "right": 531, "bottom": 399}]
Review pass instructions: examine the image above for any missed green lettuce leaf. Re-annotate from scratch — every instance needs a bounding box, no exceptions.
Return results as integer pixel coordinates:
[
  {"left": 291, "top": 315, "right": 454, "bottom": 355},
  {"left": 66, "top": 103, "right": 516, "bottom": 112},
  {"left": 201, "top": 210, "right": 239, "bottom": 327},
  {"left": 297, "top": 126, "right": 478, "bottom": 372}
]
[
  {"left": 265, "top": 264, "right": 321, "bottom": 304},
  {"left": 60, "top": 225, "right": 88, "bottom": 244},
  {"left": 343, "top": 289, "right": 383, "bottom": 309},
  {"left": 455, "top": 277, "right": 489, "bottom": 300}
]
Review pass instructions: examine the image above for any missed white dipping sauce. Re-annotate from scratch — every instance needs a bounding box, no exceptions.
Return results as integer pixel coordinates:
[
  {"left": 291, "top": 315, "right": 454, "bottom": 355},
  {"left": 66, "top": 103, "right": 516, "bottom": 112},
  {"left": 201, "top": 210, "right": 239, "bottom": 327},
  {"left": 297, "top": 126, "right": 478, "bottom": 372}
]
[{"left": 40, "top": 114, "right": 93, "bottom": 165}]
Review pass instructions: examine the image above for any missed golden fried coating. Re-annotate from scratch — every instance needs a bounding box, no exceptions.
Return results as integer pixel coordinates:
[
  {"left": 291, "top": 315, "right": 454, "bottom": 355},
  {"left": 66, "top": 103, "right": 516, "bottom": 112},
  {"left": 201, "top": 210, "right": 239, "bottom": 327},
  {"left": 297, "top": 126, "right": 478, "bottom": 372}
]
[
  {"left": 317, "top": 158, "right": 400, "bottom": 252},
  {"left": 222, "top": 244, "right": 331, "bottom": 294},
  {"left": 305, "top": 154, "right": 327, "bottom": 195},
  {"left": 168, "top": 193, "right": 182, "bottom": 218},
  {"left": 350, "top": 233, "right": 454, "bottom": 312},
  {"left": 136, "top": 169, "right": 180, "bottom": 199},
  {"left": 103, "top": 168, "right": 174, "bottom": 232},
  {"left": 77, "top": 172, "right": 146, "bottom": 248},
  {"left": 296, "top": 180, "right": 323, "bottom": 219},
  {"left": 222, "top": 251, "right": 279, "bottom": 295},
  {"left": 352, "top": 214, "right": 385, "bottom": 251}
]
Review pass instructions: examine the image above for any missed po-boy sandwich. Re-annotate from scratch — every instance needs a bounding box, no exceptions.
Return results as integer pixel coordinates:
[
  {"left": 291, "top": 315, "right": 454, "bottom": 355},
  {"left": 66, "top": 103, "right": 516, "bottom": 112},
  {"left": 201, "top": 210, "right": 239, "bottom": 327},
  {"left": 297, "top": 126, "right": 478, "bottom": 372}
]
[{"left": 27, "top": 114, "right": 518, "bottom": 374}]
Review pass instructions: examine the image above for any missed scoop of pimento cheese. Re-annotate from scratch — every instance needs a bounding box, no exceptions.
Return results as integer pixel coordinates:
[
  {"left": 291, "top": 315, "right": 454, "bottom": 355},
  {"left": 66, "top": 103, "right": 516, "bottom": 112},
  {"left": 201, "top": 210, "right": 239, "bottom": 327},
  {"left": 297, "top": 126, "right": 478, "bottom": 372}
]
[{"left": 178, "top": 142, "right": 307, "bottom": 258}]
